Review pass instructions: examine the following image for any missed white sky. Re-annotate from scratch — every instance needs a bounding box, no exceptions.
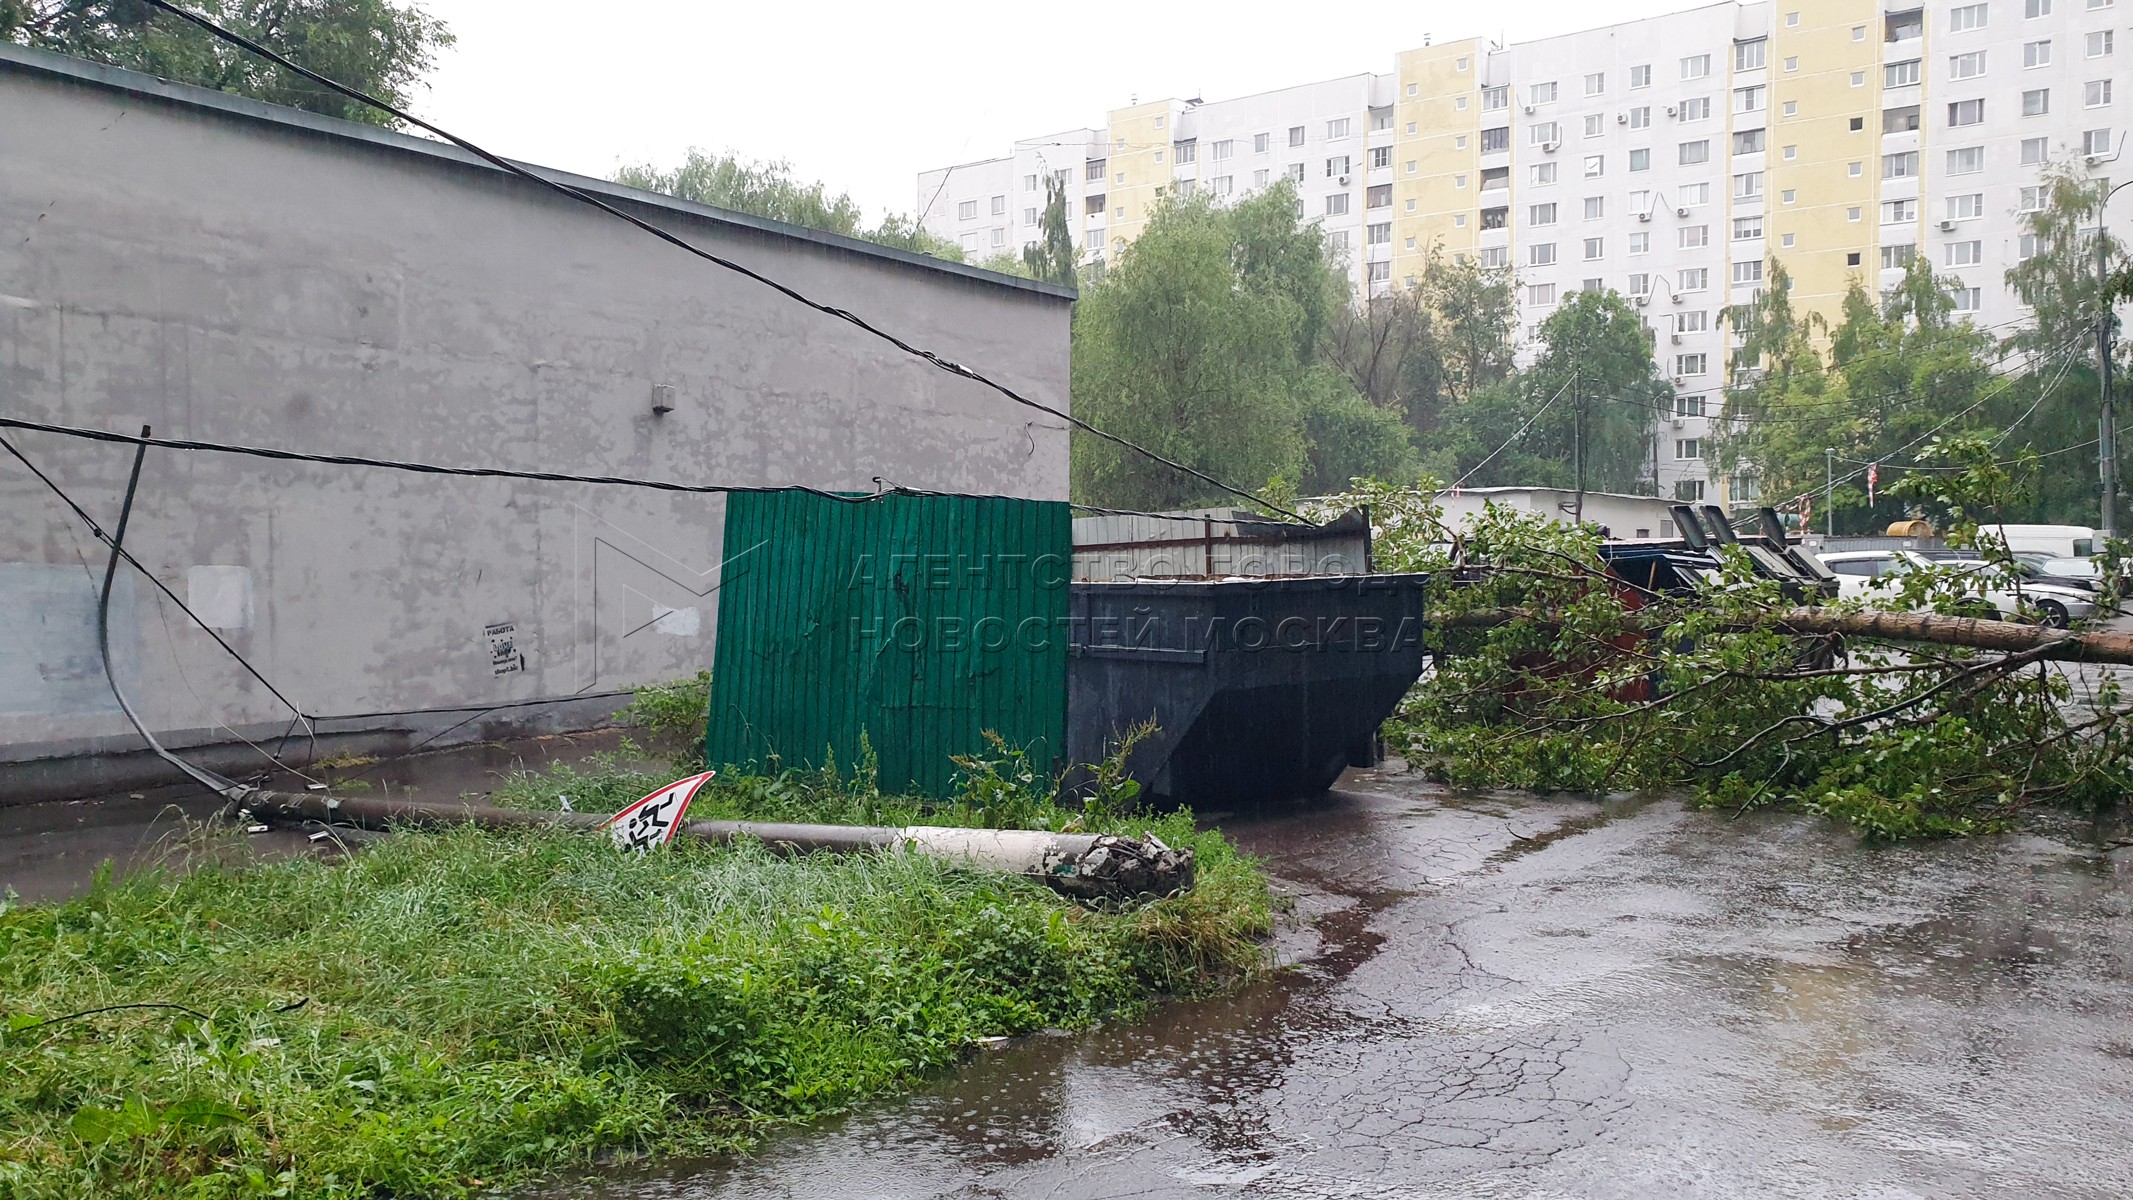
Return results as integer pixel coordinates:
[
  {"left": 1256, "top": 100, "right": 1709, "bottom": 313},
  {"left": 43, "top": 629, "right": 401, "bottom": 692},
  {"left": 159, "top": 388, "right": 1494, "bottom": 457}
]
[{"left": 416, "top": 0, "right": 1713, "bottom": 223}]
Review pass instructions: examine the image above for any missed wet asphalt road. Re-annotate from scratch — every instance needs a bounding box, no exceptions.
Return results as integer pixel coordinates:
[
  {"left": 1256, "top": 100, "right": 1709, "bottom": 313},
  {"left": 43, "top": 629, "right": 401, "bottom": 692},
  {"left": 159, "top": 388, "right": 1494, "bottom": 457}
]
[{"left": 556, "top": 771, "right": 2133, "bottom": 1200}]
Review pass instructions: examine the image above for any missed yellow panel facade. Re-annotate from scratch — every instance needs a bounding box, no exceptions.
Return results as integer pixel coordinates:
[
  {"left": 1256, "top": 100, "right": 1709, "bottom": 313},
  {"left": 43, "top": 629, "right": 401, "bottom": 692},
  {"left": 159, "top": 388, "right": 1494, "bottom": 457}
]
[
  {"left": 1768, "top": 0, "right": 1884, "bottom": 323},
  {"left": 1392, "top": 40, "right": 1486, "bottom": 286},
  {"left": 1102, "top": 99, "right": 1180, "bottom": 254}
]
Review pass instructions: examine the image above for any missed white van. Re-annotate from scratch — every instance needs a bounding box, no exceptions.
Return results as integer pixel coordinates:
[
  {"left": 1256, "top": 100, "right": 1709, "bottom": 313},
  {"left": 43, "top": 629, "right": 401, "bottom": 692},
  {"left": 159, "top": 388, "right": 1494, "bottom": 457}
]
[{"left": 1978, "top": 524, "right": 2097, "bottom": 558}]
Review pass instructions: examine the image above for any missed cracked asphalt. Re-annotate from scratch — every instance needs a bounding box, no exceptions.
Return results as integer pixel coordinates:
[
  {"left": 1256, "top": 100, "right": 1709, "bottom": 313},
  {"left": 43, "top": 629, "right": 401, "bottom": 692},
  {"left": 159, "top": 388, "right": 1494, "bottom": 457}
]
[{"left": 558, "top": 769, "right": 2133, "bottom": 1199}]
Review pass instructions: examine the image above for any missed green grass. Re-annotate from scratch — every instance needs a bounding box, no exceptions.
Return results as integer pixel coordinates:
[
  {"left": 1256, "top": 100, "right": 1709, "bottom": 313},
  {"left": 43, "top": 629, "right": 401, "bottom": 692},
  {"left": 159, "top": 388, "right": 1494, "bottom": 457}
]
[{"left": 0, "top": 750, "right": 1268, "bottom": 1199}]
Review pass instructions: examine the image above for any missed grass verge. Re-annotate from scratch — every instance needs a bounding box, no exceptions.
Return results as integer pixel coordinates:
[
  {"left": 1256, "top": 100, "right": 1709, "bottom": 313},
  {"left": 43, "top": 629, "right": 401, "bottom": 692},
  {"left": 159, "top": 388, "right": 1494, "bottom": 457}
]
[{"left": 0, "top": 714, "right": 1269, "bottom": 1199}]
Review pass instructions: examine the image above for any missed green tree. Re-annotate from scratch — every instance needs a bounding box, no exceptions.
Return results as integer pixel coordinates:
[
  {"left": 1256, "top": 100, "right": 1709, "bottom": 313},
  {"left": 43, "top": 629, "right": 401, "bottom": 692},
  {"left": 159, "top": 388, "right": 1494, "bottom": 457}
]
[
  {"left": 1071, "top": 181, "right": 1411, "bottom": 509},
  {"left": 3, "top": 0, "right": 451, "bottom": 127},
  {"left": 1521, "top": 288, "right": 1670, "bottom": 495},
  {"left": 1417, "top": 244, "right": 1517, "bottom": 404},
  {"left": 617, "top": 149, "right": 966, "bottom": 262},
  {"left": 1019, "top": 172, "right": 1077, "bottom": 288}
]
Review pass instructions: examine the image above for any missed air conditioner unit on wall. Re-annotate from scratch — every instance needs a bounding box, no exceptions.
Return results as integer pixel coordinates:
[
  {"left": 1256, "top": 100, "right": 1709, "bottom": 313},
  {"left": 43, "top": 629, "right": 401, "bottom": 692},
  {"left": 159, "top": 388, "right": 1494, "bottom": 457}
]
[
  {"left": 1543, "top": 141, "right": 1560, "bottom": 153},
  {"left": 1617, "top": 112, "right": 1629, "bottom": 124},
  {"left": 1634, "top": 294, "right": 1650, "bottom": 306},
  {"left": 1671, "top": 333, "right": 1683, "bottom": 344},
  {"left": 1637, "top": 211, "right": 1653, "bottom": 222},
  {"left": 1676, "top": 206, "right": 1691, "bottom": 217},
  {"left": 1524, "top": 104, "right": 1537, "bottom": 114},
  {"left": 1938, "top": 219, "right": 1955, "bottom": 231},
  {"left": 1666, "top": 104, "right": 1679, "bottom": 116}
]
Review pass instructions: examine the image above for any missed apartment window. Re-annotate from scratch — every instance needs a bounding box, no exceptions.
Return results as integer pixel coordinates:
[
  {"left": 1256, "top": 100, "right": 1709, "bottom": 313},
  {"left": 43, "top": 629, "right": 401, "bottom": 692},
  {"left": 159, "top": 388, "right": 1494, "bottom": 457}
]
[
  {"left": 1324, "top": 119, "right": 1350, "bottom": 140},
  {"left": 1676, "top": 352, "right": 1708, "bottom": 379},
  {"left": 1407, "top": 161, "right": 1419, "bottom": 174},
  {"left": 1022, "top": 207, "right": 1037, "bottom": 224},
  {"left": 1021, "top": 174, "right": 1039, "bottom": 192},
  {"left": 1956, "top": 286, "right": 1983, "bottom": 311},
  {"left": 1682, "top": 54, "right": 1711, "bottom": 79},
  {"left": 1531, "top": 121, "right": 1562, "bottom": 145},
  {"left": 1677, "top": 310, "right": 1709, "bottom": 333},
  {"left": 1629, "top": 232, "right": 1651, "bottom": 254},
  {"left": 1943, "top": 194, "right": 1983, "bottom": 221},
  {"left": 1584, "top": 113, "right": 1605, "bottom": 138},
  {"left": 1529, "top": 283, "right": 1558, "bottom": 305},
  {"left": 1732, "top": 260, "right": 1765, "bottom": 286},
  {"left": 1736, "top": 38, "right": 1767, "bottom": 71},
  {"left": 1367, "top": 222, "right": 1392, "bottom": 245},
  {"left": 1326, "top": 194, "right": 1350, "bottom": 215},
  {"left": 2093, "top": 0, "right": 2116, "bottom": 8},
  {"left": 2023, "top": 89, "right": 2050, "bottom": 116},
  {"left": 1154, "top": 151, "right": 1164, "bottom": 164},
  {"left": 2022, "top": 136, "right": 2050, "bottom": 164},
  {"left": 1154, "top": 115, "right": 1166, "bottom": 129},
  {"left": 1734, "top": 215, "right": 1763, "bottom": 239},
  {"left": 1531, "top": 81, "right": 1559, "bottom": 105},
  {"left": 1682, "top": 182, "right": 1711, "bottom": 207},
  {"left": 1482, "top": 166, "right": 1510, "bottom": 190},
  {"left": 1480, "top": 246, "right": 1509, "bottom": 268},
  {"left": 1211, "top": 140, "right": 1235, "bottom": 161},
  {"left": 1287, "top": 162, "right": 1306, "bottom": 182},
  {"left": 1676, "top": 480, "right": 1707, "bottom": 502},
  {"left": 1580, "top": 277, "right": 1604, "bottom": 292},
  {"left": 1882, "top": 243, "right": 1917, "bottom": 268},
  {"left": 1483, "top": 86, "right": 1509, "bottom": 112},
  {"left": 1951, "top": 51, "right": 1988, "bottom": 81},
  {"left": 1628, "top": 271, "right": 1652, "bottom": 294},
  {"left": 1368, "top": 261, "right": 1392, "bottom": 283},
  {"left": 1883, "top": 198, "right": 1918, "bottom": 223},
  {"left": 959, "top": 232, "right": 979, "bottom": 252},
  {"left": 1785, "top": 56, "right": 1799, "bottom": 71},
  {"left": 1735, "top": 129, "right": 1766, "bottom": 154},
  {"left": 1950, "top": 3, "right": 1988, "bottom": 30},
  {"left": 2024, "top": 39, "right": 2053, "bottom": 68},
  {"left": 1174, "top": 140, "right": 1197, "bottom": 164},
  {"left": 1532, "top": 162, "right": 1560, "bottom": 185},
  {"left": 2086, "top": 127, "right": 2115, "bottom": 154},
  {"left": 1676, "top": 437, "right": 1703, "bottom": 458},
  {"left": 1530, "top": 202, "right": 1560, "bottom": 225},
  {"left": 1782, "top": 233, "right": 1795, "bottom": 247},
  {"left": 1735, "top": 172, "right": 1764, "bottom": 200},
  {"left": 2090, "top": 80, "right": 2115, "bottom": 107},
  {"left": 1884, "top": 151, "right": 1920, "bottom": 178},
  {"left": 1211, "top": 176, "right": 1234, "bottom": 195},
  {"left": 1583, "top": 236, "right": 1606, "bottom": 260},
  {"left": 1947, "top": 146, "right": 1986, "bottom": 174},
  {"left": 1457, "top": 135, "right": 1469, "bottom": 149},
  {"left": 2021, "top": 184, "right": 2048, "bottom": 210},
  {"left": 1289, "top": 125, "right": 1307, "bottom": 146},
  {"left": 1585, "top": 155, "right": 1606, "bottom": 178},
  {"left": 1679, "top": 139, "right": 1711, "bottom": 165},
  {"left": 1852, "top": 70, "right": 1869, "bottom": 86},
  {"left": 1630, "top": 148, "right": 1652, "bottom": 171},
  {"left": 1889, "top": 7, "right": 1925, "bottom": 39},
  {"left": 2027, "top": 0, "right": 2052, "bottom": 14},
  {"left": 1678, "top": 393, "right": 1708, "bottom": 417},
  {"left": 1784, "top": 144, "right": 1798, "bottom": 159},
  {"left": 1585, "top": 195, "right": 1606, "bottom": 219},
  {"left": 2020, "top": 232, "right": 2044, "bottom": 258},
  {"left": 1084, "top": 194, "right": 1105, "bottom": 215},
  {"left": 1847, "top": 251, "right": 1863, "bottom": 265},
  {"left": 1252, "top": 168, "right": 1269, "bottom": 187},
  {"left": 2090, "top": 31, "right": 2116, "bottom": 57},
  {"left": 1370, "top": 107, "right": 1393, "bottom": 131},
  {"left": 1681, "top": 225, "right": 1710, "bottom": 248},
  {"left": 1950, "top": 99, "right": 1986, "bottom": 125},
  {"left": 1585, "top": 72, "right": 1607, "bottom": 96},
  {"left": 1631, "top": 64, "right": 1653, "bottom": 88},
  {"left": 1786, "top": 9, "right": 1801, "bottom": 23},
  {"left": 990, "top": 227, "right": 1007, "bottom": 247},
  {"left": 1368, "top": 183, "right": 1393, "bottom": 208},
  {"left": 1887, "top": 59, "right": 1922, "bottom": 88},
  {"left": 1530, "top": 242, "right": 1558, "bottom": 265},
  {"left": 1735, "top": 86, "right": 1767, "bottom": 113},
  {"left": 1850, "top": 160, "right": 1865, "bottom": 177},
  {"left": 957, "top": 199, "right": 978, "bottom": 220},
  {"left": 1683, "top": 97, "right": 1713, "bottom": 121},
  {"left": 1679, "top": 267, "right": 1710, "bottom": 291},
  {"left": 1629, "top": 106, "right": 1652, "bottom": 129},
  {"left": 1326, "top": 155, "right": 1351, "bottom": 177},
  {"left": 1482, "top": 126, "right": 1511, "bottom": 152},
  {"left": 1885, "top": 105, "right": 1923, "bottom": 132},
  {"left": 1947, "top": 240, "right": 1984, "bottom": 267},
  {"left": 1482, "top": 206, "right": 1509, "bottom": 229},
  {"left": 1370, "top": 146, "right": 1392, "bottom": 169}
]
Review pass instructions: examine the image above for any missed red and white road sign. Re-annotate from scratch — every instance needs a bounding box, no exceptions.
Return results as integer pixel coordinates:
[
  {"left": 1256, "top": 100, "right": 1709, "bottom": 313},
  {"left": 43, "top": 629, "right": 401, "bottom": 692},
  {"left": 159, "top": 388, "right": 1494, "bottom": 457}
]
[{"left": 605, "top": 771, "right": 715, "bottom": 852}]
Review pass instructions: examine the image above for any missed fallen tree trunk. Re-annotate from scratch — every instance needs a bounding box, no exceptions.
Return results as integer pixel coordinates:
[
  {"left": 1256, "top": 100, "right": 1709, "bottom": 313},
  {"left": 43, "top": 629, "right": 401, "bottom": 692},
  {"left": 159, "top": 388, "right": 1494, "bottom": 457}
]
[
  {"left": 237, "top": 791, "right": 1194, "bottom": 901},
  {"left": 1438, "top": 605, "right": 2133, "bottom": 665}
]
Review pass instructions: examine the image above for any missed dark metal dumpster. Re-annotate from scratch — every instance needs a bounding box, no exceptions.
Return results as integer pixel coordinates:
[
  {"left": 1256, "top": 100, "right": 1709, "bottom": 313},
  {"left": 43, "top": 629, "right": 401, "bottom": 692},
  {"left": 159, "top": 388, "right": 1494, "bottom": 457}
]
[{"left": 1066, "top": 574, "right": 1431, "bottom": 806}]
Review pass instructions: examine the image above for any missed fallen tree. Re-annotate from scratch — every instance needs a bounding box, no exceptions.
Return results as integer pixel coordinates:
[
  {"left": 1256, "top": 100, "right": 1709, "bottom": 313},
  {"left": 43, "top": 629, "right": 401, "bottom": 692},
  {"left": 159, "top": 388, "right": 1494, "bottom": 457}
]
[{"left": 1442, "top": 605, "right": 2133, "bottom": 664}]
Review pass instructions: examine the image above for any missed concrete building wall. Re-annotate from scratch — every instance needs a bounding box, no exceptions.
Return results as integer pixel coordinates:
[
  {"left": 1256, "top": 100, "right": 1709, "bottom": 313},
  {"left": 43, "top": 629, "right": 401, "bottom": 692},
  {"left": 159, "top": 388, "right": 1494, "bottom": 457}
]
[{"left": 0, "top": 47, "right": 1074, "bottom": 800}]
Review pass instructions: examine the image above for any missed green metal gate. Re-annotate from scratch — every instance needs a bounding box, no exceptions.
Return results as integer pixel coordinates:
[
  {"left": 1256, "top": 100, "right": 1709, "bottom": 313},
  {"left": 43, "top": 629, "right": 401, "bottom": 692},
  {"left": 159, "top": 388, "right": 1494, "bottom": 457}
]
[{"left": 703, "top": 490, "right": 1071, "bottom": 796}]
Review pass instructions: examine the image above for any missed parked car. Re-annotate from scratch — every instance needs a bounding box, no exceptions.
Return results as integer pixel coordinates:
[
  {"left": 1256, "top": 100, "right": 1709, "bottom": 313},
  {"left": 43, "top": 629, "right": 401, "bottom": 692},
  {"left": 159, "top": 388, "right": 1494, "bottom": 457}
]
[
  {"left": 1815, "top": 549, "right": 2098, "bottom": 627},
  {"left": 1977, "top": 524, "right": 2098, "bottom": 558}
]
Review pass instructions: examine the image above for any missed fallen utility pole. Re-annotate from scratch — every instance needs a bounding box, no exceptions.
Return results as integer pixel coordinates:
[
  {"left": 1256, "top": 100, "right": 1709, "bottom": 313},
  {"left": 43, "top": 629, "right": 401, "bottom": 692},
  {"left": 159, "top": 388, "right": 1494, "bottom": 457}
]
[
  {"left": 1438, "top": 605, "right": 2133, "bottom": 664},
  {"left": 238, "top": 791, "right": 1194, "bottom": 902}
]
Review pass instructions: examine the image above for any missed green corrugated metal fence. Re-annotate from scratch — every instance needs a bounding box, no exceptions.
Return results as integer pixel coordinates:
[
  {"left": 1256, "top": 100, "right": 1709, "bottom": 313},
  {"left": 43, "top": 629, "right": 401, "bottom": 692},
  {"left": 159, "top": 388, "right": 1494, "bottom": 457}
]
[{"left": 704, "top": 491, "right": 1071, "bottom": 796}]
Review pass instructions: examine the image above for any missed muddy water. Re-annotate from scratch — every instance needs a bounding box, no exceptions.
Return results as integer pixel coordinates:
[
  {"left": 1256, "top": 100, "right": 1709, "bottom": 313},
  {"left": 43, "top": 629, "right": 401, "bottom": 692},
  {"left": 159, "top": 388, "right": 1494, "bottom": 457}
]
[{"left": 552, "top": 771, "right": 2133, "bottom": 1200}]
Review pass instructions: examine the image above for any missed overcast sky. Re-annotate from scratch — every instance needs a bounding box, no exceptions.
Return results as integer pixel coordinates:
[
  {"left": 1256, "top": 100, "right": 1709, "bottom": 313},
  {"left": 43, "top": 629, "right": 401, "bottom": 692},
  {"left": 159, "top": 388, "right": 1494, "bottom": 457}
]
[{"left": 416, "top": 0, "right": 1709, "bottom": 223}]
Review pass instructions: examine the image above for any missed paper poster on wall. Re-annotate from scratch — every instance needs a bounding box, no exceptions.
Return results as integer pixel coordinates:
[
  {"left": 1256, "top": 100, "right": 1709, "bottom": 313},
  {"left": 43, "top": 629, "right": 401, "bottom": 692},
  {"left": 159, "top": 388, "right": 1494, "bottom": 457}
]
[{"left": 486, "top": 621, "right": 523, "bottom": 675}]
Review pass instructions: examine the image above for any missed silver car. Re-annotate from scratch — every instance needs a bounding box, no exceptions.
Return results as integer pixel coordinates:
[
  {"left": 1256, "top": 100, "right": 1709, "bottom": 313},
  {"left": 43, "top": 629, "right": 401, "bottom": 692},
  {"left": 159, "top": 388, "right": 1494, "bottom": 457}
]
[{"left": 1815, "top": 549, "right": 2098, "bottom": 627}]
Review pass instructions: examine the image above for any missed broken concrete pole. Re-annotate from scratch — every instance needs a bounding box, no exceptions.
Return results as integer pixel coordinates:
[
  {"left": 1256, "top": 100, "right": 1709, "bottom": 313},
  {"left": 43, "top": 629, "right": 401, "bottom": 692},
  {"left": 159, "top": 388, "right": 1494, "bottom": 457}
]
[{"left": 236, "top": 791, "right": 1194, "bottom": 901}]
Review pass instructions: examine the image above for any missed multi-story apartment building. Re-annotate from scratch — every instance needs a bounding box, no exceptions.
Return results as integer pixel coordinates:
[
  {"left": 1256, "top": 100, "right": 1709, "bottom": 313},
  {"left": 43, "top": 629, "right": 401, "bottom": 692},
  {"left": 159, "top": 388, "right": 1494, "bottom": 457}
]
[{"left": 918, "top": 0, "right": 2130, "bottom": 501}]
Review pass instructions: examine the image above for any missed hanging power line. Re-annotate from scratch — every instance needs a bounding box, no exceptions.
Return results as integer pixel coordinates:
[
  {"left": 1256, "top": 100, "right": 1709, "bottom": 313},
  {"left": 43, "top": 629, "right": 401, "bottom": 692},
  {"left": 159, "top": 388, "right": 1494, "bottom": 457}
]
[{"left": 134, "top": 0, "right": 1302, "bottom": 522}]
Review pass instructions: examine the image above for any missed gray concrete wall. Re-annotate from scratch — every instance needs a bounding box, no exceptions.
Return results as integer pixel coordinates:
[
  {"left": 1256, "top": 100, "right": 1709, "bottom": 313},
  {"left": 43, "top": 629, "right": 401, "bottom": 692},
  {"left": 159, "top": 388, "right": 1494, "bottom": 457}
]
[{"left": 0, "top": 47, "right": 1073, "bottom": 801}]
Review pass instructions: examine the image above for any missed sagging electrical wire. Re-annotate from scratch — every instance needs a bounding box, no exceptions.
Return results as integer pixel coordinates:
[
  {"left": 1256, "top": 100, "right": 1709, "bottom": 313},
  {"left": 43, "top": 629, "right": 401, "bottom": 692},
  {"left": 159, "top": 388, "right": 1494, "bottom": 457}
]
[{"left": 135, "top": 0, "right": 1303, "bottom": 524}]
